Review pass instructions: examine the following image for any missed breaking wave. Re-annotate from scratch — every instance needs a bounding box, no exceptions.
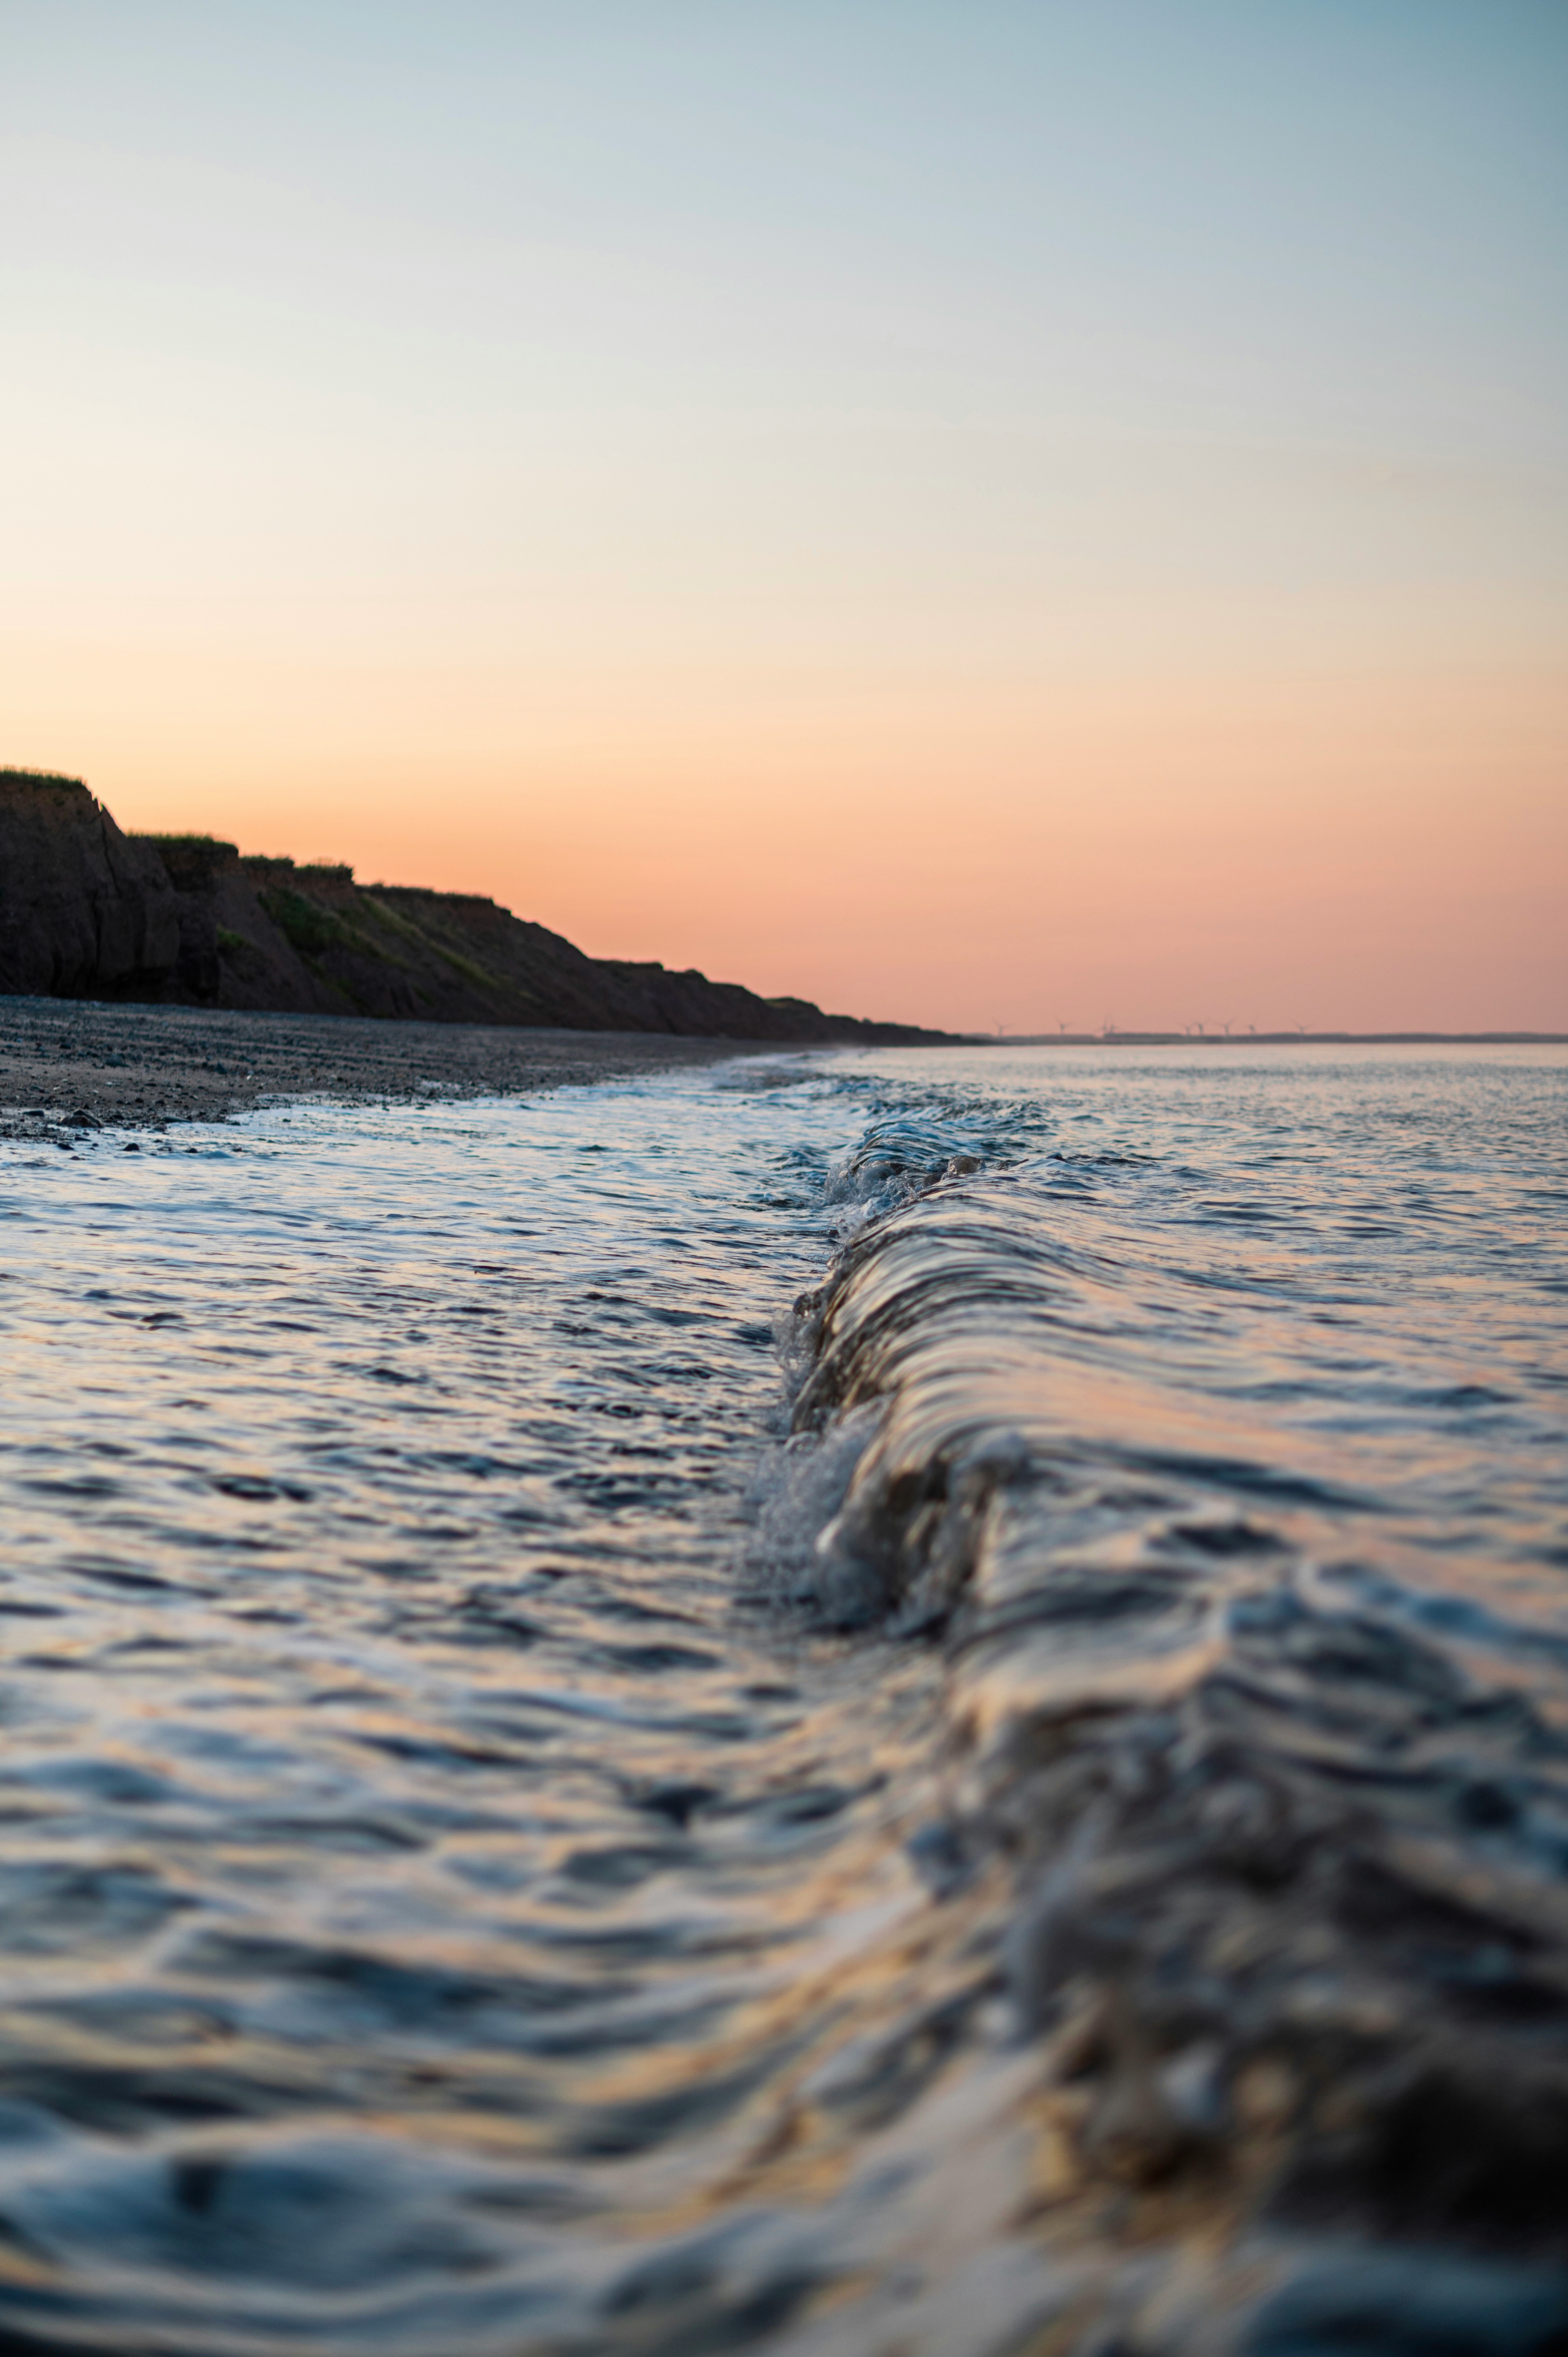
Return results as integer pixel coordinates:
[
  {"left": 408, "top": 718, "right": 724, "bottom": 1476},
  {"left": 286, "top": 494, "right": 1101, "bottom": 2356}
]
[{"left": 757, "top": 1057, "right": 1568, "bottom": 2348}]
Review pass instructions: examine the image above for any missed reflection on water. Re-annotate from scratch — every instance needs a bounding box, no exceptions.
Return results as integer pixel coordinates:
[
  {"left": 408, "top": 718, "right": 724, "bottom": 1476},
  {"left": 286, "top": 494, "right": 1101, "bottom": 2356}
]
[{"left": 0, "top": 1046, "right": 1565, "bottom": 2354}]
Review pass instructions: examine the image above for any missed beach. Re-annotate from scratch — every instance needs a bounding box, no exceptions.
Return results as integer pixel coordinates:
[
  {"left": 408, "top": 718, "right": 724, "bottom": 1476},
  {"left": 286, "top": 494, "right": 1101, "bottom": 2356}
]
[{"left": 0, "top": 995, "right": 767, "bottom": 1144}]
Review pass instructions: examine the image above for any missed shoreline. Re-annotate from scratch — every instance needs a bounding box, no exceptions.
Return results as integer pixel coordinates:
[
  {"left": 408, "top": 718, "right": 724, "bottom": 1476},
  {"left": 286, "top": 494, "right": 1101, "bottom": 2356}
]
[
  {"left": 985, "top": 1027, "right": 1556, "bottom": 1046},
  {"left": 5, "top": 998, "right": 1558, "bottom": 1150},
  {"left": 0, "top": 996, "right": 795, "bottom": 1145}
]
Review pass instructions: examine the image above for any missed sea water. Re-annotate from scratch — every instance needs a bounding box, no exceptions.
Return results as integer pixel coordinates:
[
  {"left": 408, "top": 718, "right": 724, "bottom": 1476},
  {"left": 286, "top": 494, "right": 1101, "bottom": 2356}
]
[{"left": 0, "top": 1045, "right": 1564, "bottom": 2356}]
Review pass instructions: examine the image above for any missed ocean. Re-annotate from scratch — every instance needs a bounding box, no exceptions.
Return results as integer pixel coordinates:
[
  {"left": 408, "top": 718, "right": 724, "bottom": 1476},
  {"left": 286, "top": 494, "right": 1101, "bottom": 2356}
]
[{"left": 0, "top": 1043, "right": 1565, "bottom": 2356}]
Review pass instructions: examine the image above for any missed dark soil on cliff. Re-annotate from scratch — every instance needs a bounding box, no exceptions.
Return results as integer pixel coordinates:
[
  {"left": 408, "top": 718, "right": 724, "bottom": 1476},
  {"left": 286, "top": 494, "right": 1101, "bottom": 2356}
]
[{"left": 0, "top": 996, "right": 777, "bottom": 1144}]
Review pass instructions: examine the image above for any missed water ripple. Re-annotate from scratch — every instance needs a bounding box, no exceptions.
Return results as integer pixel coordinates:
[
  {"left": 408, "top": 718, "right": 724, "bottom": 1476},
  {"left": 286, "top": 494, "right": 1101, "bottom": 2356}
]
[{"left": 0, "top": 1044, "right": 1564, "bottom": 2352}]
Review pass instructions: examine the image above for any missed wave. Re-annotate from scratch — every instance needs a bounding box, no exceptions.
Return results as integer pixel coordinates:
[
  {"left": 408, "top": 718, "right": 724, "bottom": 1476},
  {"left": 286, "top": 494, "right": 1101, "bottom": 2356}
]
[
  {"left": 3, "top": 1057, "right": 1565, "bottom": 2355},
  {"left": 760, "top": 1129, "right": 1568, "bottom": 2346}
]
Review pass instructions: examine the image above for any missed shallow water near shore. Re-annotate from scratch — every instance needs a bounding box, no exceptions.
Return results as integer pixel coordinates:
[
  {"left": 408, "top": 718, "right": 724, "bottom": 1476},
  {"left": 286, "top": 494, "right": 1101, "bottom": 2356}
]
[{"left": 0, "top": 1044, "right": 1566, "bottom": 2355}]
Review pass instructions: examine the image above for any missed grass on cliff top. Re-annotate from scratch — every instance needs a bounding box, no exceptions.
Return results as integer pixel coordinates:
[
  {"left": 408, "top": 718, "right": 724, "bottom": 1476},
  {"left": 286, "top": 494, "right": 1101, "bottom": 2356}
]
[
  {"left": 1, "top": 766, "right": 89, "bottom": 792},
  {"left": 242, "top": 855, "right": 356, "bottom": 885},
  {"left": 134, "top": 831, "right": 232, "bottom": 847}
]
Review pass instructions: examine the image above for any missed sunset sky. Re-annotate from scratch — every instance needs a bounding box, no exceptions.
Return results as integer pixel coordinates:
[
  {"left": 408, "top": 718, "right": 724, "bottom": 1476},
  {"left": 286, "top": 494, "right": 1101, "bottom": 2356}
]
[{"left": 3, "top": 2, "right": 1564, "bottom": 1033}]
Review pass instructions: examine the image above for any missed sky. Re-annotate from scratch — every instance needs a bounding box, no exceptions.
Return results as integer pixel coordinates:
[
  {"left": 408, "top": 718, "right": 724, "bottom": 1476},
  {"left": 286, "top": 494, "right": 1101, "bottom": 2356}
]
[{"left": 2, "top": 0, "right": 1564, "bottom": 1033}]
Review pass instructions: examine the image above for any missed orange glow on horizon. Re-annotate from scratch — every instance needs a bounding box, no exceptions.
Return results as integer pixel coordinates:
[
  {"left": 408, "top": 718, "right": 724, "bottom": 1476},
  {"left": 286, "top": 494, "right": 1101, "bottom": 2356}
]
[{"left": 7, "top": 649, "right": 1561, "bottom": 1036}]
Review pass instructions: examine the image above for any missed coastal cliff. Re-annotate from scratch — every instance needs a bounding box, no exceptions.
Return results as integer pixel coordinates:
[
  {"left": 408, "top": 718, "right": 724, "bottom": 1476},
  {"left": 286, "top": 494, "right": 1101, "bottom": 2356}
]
[
  {"left": 0, "top": 771, "right": 181, "bottom": 999},
  {"left": 0, "top": 771, "right": 947, "bottom": 1044}
]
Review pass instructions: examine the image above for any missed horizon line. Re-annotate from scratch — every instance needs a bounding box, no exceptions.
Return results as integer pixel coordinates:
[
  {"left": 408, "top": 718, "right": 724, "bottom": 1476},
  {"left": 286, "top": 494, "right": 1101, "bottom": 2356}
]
[{"left": 973, "top": 1031, "right": 1568, "bottom": 1047}]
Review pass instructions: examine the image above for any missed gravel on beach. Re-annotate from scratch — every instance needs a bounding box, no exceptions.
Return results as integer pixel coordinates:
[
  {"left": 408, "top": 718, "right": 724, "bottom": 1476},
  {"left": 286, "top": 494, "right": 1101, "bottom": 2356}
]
[{"left": 0, "top": 997, "right": 775, "bottom": 1145}]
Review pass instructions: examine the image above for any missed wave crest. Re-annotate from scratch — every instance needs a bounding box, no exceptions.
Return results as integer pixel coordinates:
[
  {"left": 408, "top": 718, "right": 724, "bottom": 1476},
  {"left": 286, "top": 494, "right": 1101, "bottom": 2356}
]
[{"left": 768, "top": 1145, "right": 1568, "bottom": 2336}]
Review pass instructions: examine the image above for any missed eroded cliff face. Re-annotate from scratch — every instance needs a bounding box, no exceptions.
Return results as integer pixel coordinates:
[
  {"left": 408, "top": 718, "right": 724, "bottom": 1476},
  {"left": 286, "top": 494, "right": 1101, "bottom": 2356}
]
[
  {"left": 137, "top": 835, "right": 327, "bottom": 1014},
  {"left": 0, "top": 773, "right": 950, "bottom": 1043},
  {"left": 0, "top": 772, "right": 181, "bottom": 998}
]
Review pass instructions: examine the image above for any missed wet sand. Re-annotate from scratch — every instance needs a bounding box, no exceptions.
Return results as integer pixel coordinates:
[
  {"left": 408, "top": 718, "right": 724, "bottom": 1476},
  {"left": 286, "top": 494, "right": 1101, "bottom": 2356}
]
[{"left": 0, "top": 996, "right": 772, "bottom": 1144}]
